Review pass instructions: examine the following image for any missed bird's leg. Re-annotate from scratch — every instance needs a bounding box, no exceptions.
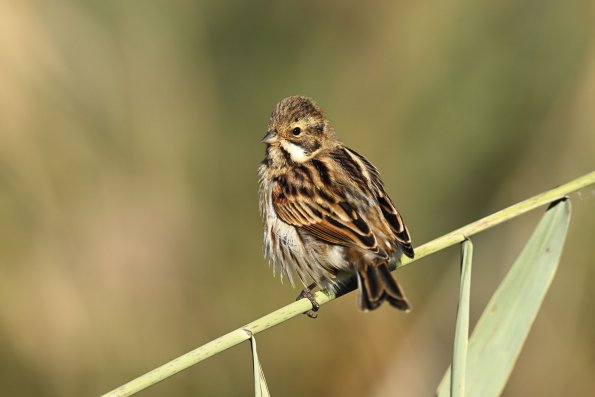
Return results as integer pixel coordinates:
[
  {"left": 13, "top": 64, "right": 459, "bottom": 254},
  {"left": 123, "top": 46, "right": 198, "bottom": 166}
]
[{"left": 296, "top": 283, "right": 320, "bottom": 319}]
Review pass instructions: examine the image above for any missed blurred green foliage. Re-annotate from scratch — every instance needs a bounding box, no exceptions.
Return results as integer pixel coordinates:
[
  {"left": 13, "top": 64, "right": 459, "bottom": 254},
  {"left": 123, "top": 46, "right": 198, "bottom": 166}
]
[{"left": 0, "top": 1, "right": 593, "bottom": 396}]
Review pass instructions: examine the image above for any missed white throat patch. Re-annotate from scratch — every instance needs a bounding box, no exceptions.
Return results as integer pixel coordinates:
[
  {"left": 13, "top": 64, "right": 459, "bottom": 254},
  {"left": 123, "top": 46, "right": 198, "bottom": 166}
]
[{"left": 281, "top": 141, "right": 310, "bottom": 163}]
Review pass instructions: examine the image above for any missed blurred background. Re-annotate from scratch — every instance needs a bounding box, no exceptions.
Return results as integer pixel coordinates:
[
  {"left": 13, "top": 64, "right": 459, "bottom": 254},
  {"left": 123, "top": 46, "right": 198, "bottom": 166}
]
[{"left": 0, "top": 1, "right": 594, "bottom": 396}]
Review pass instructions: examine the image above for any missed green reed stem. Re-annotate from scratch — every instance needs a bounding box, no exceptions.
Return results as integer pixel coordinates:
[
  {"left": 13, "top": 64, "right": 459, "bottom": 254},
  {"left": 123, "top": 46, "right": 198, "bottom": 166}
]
[
  {"left": 101, "top": 170, "right": 595, "bottom": 397},
  {"left": 451, "top": 239, "right": 473, "bottom": 397}
]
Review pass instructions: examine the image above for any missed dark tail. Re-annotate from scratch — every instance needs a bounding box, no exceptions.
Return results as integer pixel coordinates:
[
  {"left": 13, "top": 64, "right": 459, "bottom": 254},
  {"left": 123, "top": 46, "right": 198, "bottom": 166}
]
[{"left": 356, "top": 263, "right": 410, "bottom": 312}]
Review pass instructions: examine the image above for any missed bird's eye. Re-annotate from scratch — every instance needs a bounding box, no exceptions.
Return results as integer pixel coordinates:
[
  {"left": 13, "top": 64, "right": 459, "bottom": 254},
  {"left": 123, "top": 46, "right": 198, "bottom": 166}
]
[{"left": 292, "top": 127, "right": 301, "bottom": 136}]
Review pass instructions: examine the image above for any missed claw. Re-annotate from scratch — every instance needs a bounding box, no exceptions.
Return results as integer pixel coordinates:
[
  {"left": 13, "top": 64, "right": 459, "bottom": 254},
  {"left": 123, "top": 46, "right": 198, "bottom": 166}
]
[{"left": 296, "top": 284, "right": 320, "bottom": 319}]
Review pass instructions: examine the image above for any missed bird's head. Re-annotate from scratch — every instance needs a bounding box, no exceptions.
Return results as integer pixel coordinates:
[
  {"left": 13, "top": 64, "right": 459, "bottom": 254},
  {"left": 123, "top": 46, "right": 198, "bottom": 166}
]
[{"left": 262, "top": 96, "right": 334, "bottom": 165}]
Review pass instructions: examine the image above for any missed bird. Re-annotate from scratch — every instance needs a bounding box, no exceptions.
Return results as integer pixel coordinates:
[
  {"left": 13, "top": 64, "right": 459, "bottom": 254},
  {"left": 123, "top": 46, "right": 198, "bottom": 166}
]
[{"left": 258, "top": 96, "right": 414, "bottom": 314}]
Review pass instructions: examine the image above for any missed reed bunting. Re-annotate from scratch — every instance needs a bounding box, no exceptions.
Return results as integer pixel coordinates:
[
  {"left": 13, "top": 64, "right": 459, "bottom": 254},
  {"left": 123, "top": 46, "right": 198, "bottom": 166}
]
[{"left": 259, "top": 96, "right": 414, "bottom": 313}]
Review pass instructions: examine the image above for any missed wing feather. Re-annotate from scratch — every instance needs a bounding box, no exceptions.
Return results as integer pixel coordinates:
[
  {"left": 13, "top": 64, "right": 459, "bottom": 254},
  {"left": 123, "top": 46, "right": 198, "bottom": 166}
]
[
  {"left": 272, "top": 176, "right": 378, "bottom": 251},
  {"left": 343, "top": 147, "right": 414, "bottom": 258},
  {"left": 271, "top": 149, "right": 413, "bottom": 258}
]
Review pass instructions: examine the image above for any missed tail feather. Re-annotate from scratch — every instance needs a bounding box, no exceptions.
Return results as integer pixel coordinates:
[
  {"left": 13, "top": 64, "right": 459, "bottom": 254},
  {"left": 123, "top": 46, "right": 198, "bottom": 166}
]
[
  {"left": 364, "top": 264, "right": 383, "bottom": 302},
  {"left": 357, "top": 263, "right": 410, "bottom": 312}
]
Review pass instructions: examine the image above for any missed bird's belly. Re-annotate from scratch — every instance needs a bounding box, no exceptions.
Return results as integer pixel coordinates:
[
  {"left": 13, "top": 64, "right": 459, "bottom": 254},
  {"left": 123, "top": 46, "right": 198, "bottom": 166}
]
[{"left": 264, "top": 215, "right": 350, "bottom": 287}]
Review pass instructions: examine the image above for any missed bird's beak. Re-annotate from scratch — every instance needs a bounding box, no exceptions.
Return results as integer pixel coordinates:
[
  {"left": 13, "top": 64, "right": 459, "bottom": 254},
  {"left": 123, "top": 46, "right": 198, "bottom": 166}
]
[{"left": 261, "top": 130, "right": 278, "bottom": 144}]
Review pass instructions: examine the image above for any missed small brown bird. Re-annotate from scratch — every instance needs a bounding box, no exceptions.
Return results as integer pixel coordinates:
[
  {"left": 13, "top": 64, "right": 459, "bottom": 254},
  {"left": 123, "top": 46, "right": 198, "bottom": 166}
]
[{"left": 258, "top": 96, "right": 414, "bottom": 313}]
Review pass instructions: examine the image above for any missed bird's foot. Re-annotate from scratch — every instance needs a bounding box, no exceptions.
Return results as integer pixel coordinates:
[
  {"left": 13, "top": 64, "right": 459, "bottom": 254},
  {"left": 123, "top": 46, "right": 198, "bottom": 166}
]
[{"left": 296, "top": 284, "right": 320, "bottom": 319}]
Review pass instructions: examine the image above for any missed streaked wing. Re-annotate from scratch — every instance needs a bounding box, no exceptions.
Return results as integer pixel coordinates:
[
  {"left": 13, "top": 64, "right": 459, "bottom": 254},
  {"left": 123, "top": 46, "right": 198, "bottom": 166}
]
[
  {"left": 376, "top": 191, "right": 414, "bottom": 258},
  {"left": 271, "top": 174, "right": 380, "bottom": 253},
  {"left": 339, "top": 146, "right": 415, "bottom": 258}
]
